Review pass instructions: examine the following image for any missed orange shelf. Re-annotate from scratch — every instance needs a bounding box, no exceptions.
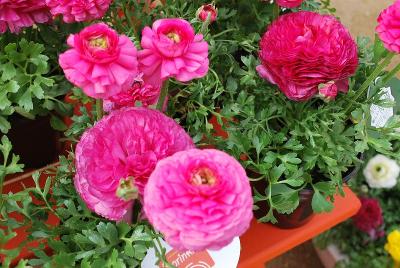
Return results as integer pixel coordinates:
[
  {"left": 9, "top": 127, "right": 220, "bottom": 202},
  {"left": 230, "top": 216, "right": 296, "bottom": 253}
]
[{"left": 238, "top": 186, "right": 360, "bottom": 268}]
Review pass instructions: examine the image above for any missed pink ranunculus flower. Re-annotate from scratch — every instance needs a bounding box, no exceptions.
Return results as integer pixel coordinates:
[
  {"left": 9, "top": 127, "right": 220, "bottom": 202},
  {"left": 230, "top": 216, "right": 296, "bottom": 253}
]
[
  {"left": 144, "top": 149, "right": 253, "bottom": 251},
  {"left": 0, "top": 0, "right": 51, "bottom": 34},
  {"left": 138, "top": 18, "right": 209, "bottom": 87},
  {"left": 197, "top": 4, "right": 218, "bottom": 23},
  {"left": 376, "top": 0, "right": 400, "bottom": 54},
  {"left": 75, "top": 107, "right": 194, "bottom": 221},
  {"left": 59, "top": 23, "right": 138, "bottom": 99},
  {"left": 45, "top": 0, "right": 112, "bottom": 23},
  {"left": 276, "top": 0, "right": 303, "bottom": 8},
  {"left": 257, "top": 11, "right": 358, "bottom": 101}
]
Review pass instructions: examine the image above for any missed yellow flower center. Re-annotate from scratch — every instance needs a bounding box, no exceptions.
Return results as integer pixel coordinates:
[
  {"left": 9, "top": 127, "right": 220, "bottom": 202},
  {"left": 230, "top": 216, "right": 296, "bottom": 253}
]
[
  {"left": 166, "top": 32, "right": 181, "bottom": 43},
  {"left": 89, "top": 37, "right": 108, "bottom": 49},
  {"left": 372, "top": 163, "right": 389, "bottom": 180},
  {"left": 191, "top": 168, "right": 217, "bottom": 186}
]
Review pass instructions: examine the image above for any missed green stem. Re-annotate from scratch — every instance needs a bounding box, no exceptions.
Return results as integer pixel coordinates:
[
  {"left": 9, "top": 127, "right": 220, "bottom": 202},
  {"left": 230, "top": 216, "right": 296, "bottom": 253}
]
[
  {"left": 153, "top": 234, "right": 177, "bottom": 268},
  {"left": 96, "top": 99, "right": 104, "bottom": 121},
  {"left": 156, "top": 81, "right": 169, "bottom": 112},
  {"left": 345, "top": 52, "right": 395, "bottom": 114},
  {"left": 383, "top": 62, "right": 400, "bottom": 84},
  {"left": 201, "top": 13, "right": 212, "bottom": 35},
  {"left": 0, "top": 171, "right": 5, "bottom": 216},
  {"left": 272, "top": 3, "right": 280, "bottom": 20}
]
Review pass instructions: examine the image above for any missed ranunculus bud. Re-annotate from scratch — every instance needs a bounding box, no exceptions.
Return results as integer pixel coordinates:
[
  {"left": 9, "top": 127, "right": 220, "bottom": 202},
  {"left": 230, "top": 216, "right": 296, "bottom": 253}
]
[
  {"left": 276, "top": 0, "right": 303, "bottom": 8},
  {"left": 116, "top": 177, "right": 139, "bottom": 201},
  {"left": 318, "top": 81, "right": 338, "bottom": 101},
  {"left": 196, "top": 4, "right": 218, "bottom": 23}
]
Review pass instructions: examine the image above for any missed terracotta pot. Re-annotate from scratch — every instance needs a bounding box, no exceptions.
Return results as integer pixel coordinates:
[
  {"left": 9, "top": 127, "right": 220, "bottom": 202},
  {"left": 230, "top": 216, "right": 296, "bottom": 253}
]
[{"left": 6, "top": 115, "right": 61, "bottom": 169}]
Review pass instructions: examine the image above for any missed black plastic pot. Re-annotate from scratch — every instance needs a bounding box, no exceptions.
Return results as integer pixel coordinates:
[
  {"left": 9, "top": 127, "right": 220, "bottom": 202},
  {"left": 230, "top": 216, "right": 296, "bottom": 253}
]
[
  {"left": 251, "top": 157, "right": 363, "bottom": 229},
  {"left": 6, "top": 115, "right": 61, "bottom": 169},
  {"left": 273, "top": 188, "right": 314, "bottom": 229}
]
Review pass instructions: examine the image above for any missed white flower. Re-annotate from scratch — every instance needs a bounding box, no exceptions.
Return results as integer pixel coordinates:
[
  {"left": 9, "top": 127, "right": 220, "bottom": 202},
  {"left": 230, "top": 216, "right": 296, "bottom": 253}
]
[{"left": 363, "top": 154, "right": 400, "bottom": 189}]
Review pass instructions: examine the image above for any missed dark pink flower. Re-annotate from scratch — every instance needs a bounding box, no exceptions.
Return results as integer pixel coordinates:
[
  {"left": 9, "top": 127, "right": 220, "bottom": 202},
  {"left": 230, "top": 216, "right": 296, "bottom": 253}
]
[
  {"left": 257, "top": 11, "right": 358, "bottom": 101},
  {"left": 144, "top": 149, "right": 253, "bottom": 251},
  {"left": 45, "top": 0, "right": 112, "bottom": 23},
  {"left": 276, "top": 0, "right": 303, "bottom": 8},
  {"left": 59, "top": 23, "right": 139, "bottom": 99},
  {"left": 353, "top": 197, "right": 385, "bottom": 240},
  {"left": 74, "top": 107, "right": 194, "bottom": 220},
  {"left": 138, "top": 18, "right": 209, "bottom": 87},
  {"left": 376, "top": 0, "right": 400, "bottom": 54},
  {"left": 103, "top": 76, "right": 161, "bottom": 112},
  {"left": 0, "top": 0, "right": 51, "bottom": 34},
  {"left": 197, "top": 4, "right": 217, "bottom": 23}
]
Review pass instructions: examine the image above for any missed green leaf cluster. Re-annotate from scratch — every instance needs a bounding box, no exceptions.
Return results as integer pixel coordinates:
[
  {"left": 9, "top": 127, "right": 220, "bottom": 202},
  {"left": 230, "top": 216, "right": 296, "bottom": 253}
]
[{"left": 0, "top": 154, "right": 156, "bottom": 268}]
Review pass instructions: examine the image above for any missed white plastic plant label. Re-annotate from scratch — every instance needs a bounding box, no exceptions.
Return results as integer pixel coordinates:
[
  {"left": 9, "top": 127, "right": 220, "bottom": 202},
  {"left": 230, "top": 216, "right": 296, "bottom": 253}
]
[
  {"left": 141, "top": 237, "right": 241, "bottom": 268},
  {"left": 370, "top": 87, "right": 394, "bottom": 128}
]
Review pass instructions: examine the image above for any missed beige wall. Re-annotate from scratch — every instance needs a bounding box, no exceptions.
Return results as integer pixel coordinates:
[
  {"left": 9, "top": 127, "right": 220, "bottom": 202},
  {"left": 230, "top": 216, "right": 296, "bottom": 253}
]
[
  {"left": 331, "top": 0, "right": 399, "bottom": 74},
  {"left": 331, "top": 0, "right": 393, "bottom": 38}
]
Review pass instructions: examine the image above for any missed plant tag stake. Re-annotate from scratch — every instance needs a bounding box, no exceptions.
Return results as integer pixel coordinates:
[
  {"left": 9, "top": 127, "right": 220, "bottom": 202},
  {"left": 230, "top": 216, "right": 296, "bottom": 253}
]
[
  {"left": 141, "top": 237, "right": 241, "bottom": 268},
  {"left": 369, "top": 86, "right": 394, "bottom": 128}
]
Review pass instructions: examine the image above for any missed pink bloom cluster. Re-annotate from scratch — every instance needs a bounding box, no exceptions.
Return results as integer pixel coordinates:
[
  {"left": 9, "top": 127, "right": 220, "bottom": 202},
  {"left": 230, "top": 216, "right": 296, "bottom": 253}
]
[
  {"left": 276, "top": 0, "right": 303, "bottom": 8},
  {"left": 257, "top": 11, "right": 358, "bottom": 101},
  {"left": 75, "top": 107, "right": 194, "bottom": 221},
  {"left": 45, "top": 0, "right": 112, "bottom": 23},
  {"left": 139, "top": 18, "right": 209, "bottom": 87},
  {"left": 144, "top": 149, "right": 253, "bottom": 251},
  {"left": 0, "top": 0, "right": 51, "bottom": 34},
  {"left": 59, "top": 23, "right": 138, "bottom": 99},
  {"left": 376, "top": 0, "right": 400, "bottom": 54},
  {"left": 104, "top": 76, "right": 161, "bottom": 112}
]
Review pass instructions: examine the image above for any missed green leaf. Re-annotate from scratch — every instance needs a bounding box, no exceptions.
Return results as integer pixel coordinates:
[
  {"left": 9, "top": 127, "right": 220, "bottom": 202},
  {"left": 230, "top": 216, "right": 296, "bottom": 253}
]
[
  {"left": 311, "top": 190, "right": 334, "bottom": 213},
  {"left": 272, "top": 191, "right": 299, "bottom": 214},
  {"left": 50, "top": 115, "right": 67, "bottom": 131},
  {"left": 0, "top": 81, "right": 20, "bottom": 110},
  {"left": 270, "top": 164, "right": 285, "bottom": 182},
  {"left": 30, "top": 84, "right": 44, "bottom": 99},
  {"left": 258, "top": 207, "right": 277, "bottom": 224},
  {"left": 313, "top": 182, "right": 335, "bottom": 195},
  {"left": 97, "top": 222, "right": 118, "bottom": 244},
  {"left": 279, "top": 179, "right": 304, "bottom": 187},
  {"left": 373, "top": 35, "right": 387, "bottom": 63},
  {"left": 0, "top": 116, "right": 11, "bottom": 133},
  {"left": 1, "top": 62, "right": 16, "bottom": 80},
  {"left": 18, "top": 89, "right": 33, "bottom": 111},
  {"left": 82, "top": 230, "right": 106, "bottom": 246}
]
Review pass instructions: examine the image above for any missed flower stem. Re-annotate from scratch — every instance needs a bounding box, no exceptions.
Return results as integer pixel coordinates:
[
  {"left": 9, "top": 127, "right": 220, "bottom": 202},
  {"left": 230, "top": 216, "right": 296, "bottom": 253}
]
[
  {"left": 272, "top": 3, "right": 280, "bottom": 20},
  {"left": 153, "top": 234, "right": 177, "bottom": 268},
  {"left": 383, "top": 62, "right": 400, "bottom": 84},
  {"left": 344, "top": 52, "right": 395, "bottom": 114},
  {"left": 0, "top": 170, "right": 5, "bottom": 216},
  {"left": 156, "top": 80, "right": 169, "bottom": 112},
  {"left": 201, "top": 13, "right": 212, "bottom": 35},
  {"left": 96, "top": 99, "right": 104, "bottom": 121}
]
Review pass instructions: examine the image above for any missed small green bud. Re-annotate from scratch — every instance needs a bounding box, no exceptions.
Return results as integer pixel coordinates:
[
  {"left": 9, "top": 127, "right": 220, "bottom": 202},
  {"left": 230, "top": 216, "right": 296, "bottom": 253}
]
[{"left": 116, "top": 177, "right": 139, "bottom": 201}]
